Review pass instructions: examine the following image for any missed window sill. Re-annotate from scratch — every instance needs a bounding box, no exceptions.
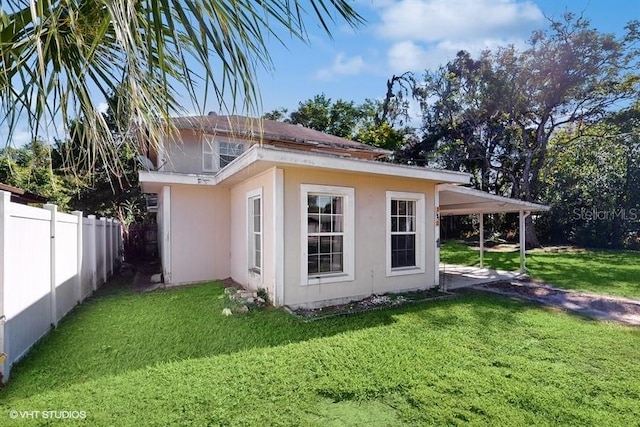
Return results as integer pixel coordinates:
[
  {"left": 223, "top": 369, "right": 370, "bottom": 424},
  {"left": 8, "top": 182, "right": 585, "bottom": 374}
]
[
  {"left": 306, "top": 272, "right": 354, "bottom": 286},
  {"left": 386, "top": 266, "right": 425, "bottom": 277}
]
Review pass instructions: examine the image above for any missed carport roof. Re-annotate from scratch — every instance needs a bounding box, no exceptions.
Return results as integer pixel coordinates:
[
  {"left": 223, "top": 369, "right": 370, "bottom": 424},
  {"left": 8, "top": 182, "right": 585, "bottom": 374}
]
[{"left": 439, "top": 184, "right": 550, "bottom": 215}]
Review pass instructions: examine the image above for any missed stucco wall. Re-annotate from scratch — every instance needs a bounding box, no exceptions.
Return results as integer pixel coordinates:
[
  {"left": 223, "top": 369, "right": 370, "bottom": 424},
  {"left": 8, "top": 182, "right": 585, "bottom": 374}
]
[
  {"left": 281, "top": 167, "right": 437, "bottom": 308},
  {"left": 168, "top": 184, "right": 230, "bottom": 284},
  {"left": 229, "top": 168, "right": 278, "bottom": 300}
]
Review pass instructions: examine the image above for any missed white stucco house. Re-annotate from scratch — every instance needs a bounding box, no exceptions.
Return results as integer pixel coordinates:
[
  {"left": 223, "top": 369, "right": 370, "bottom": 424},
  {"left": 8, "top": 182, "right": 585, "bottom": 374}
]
[{"left": 139, "top": 114, "right": 548, "bottom": 308}]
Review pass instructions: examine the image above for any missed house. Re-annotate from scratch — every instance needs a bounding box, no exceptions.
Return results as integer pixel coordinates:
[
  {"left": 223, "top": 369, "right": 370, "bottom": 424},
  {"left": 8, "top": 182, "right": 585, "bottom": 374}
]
[
  {"left": 139, "top": 114, "right": 548, "bottom": 308},
  {"left": 0, "top": 183, "right": 47, "bottom": 205}
]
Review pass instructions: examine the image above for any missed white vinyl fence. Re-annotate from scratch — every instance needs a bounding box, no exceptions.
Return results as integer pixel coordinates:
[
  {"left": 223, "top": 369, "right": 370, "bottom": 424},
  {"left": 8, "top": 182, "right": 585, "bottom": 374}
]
[{"left": 0, "top": 191, "right": 122, "bottom": 382}]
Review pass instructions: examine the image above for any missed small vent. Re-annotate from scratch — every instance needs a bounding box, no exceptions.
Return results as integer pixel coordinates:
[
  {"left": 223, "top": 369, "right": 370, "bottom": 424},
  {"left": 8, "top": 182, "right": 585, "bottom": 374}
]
[{"left": 145, "top": 194, "right": 158, "bottom": 212}]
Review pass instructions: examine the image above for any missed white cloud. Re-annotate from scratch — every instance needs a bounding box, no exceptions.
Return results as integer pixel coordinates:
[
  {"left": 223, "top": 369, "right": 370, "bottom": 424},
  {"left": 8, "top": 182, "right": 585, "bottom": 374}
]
[
  {"left": 315, "top": 53, "right": 365, "bottom": 80},
  {"left": 97, "top": 102, "right": 109, "bottom": 113},
  {"left": 375, "top": 0, "right": 544, "bottom": 72},
  {"left": 376, "top": 0, "right": 543, "bottom": 41}
]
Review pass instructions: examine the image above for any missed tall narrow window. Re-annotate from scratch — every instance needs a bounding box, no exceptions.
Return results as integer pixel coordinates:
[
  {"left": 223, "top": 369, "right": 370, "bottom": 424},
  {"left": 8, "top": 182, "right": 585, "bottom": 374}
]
[
  {"left": 386, "top": 191, "right": 425, "bottom": 276},
  {"left": 301, "top": 185, "right": 354, "bottom": 285},
  {"left": 391, "top": 199, "right": 416, "bottom": 268},
  {"left": 203, "top": 137, "right": 215, "bottom": 172},
  {"left": 248, "top": 191, "right": 262, "bottom": 272},
  {"left": 307, "top": 194, "right": 344, "bottom": 275}
]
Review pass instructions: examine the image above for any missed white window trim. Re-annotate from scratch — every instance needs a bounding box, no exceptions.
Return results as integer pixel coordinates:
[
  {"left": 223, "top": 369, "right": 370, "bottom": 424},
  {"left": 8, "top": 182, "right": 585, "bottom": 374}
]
[
  {"left": 386, "top": 191, "right": 426, "bottom": 277},
  {"left": 247, "top": 188, "right": 263, "bottom": 275},
  {"left": 202, "top": 136, "right": 247, "bottom": 172},
  {"left": 202, "top": 136, "right": 216, "bottom": 172},
  {"left": 300, "top": 184, "right": 355, "bottom": 286}
]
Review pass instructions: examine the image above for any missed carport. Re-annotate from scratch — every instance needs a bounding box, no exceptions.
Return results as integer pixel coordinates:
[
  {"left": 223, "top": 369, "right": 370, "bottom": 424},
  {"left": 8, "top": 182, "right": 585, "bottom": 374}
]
[{"left": 438, "top": 184, "right": 550, "bottom": 276}]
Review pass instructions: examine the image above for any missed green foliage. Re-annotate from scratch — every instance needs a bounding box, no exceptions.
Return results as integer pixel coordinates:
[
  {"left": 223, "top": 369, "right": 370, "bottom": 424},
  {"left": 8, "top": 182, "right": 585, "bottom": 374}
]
[
  {"left": 537, "top": 105, "right": 640, "bottom": 249},
  {"left": 0, "top": 0, "right": 363, "bottom": 174},
  {"left": 264, "top": 94, "right": 410, "bottom": 151},
  {"left": 0, "top": 140, "right": 71, "bottom": 208},
  {"left": 2, "top": 280, "right": 639, "bottom": 425},
  {"left": 441, "top": 241, "right": 640, "bottom": 298}
]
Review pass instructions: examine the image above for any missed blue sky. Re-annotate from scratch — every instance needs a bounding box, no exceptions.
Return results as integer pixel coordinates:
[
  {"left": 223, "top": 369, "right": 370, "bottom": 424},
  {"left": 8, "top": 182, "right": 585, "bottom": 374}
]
[
  {"left": 246, "top": 0, "right": 639, "bottom": 115},
  {"left": 5, "top": 0, "right": 639, "bottom": 146}
]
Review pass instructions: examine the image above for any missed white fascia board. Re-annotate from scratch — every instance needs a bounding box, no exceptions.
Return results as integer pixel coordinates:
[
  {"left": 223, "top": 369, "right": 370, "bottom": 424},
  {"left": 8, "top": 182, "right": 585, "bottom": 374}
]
[
  {"left": 439, "top": 184, "right": 550, "bottom": 214},
  {"left": 139, "top": 171, "right": 217, "bottom": 186},
  {"left": 235, "top": 146, "right": 470, "bottom": 184}
]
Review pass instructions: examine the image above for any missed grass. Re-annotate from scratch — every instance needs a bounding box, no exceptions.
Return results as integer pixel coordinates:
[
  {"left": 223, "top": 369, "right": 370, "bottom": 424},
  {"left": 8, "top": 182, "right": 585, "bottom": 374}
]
[
  {"left": 1, "top": 278, "right": 639, "bottom": 426},
  {"left": 441, "top": 241, "right": 640, "bottom": 299}
]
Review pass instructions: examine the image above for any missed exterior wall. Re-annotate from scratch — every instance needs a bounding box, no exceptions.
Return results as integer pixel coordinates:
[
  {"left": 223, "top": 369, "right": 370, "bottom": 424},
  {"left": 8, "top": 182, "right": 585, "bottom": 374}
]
[
  {"left": 281, "top": 167, "right": 438, "bottom": 308},
  {"left": 229, "top": 168, "right": 278, "bottom": 301},
  {"left": 168, "top": 184, "right": 230, "bottom": 284},
  {"left": 160, "top": 130, "right": 249, "bottom": 175}
]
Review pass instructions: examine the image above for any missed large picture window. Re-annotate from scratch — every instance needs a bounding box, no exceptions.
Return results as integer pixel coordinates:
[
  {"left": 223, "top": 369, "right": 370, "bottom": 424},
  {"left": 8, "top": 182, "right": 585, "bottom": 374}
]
[
  {"left": 386, "top": 191, "right": 425, "bottom": 276},
  {"left": 301, "top": 185, "right": 354, "bottom": 285}
]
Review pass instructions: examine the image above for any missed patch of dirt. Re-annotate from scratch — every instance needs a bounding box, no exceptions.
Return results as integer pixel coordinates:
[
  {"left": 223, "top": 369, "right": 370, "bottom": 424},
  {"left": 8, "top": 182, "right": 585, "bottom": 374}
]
[
  {"left": 290, "top": 288, "right": 455, "bottom": 321},
  {"left": 477, "top": 281, "right": 640, "bottom": 326}
]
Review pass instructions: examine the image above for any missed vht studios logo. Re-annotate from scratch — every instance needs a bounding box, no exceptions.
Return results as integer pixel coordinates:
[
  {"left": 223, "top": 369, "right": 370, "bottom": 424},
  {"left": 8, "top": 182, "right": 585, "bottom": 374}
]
[{"left": 573, "top": 207, "right": 639, "bottom": 221}]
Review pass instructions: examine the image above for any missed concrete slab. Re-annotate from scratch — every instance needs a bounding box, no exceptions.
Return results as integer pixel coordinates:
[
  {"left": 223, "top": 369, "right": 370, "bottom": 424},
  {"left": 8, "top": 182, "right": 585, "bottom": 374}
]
[{"left": 439, "top": 264, "right": 522, "bottom": 290}]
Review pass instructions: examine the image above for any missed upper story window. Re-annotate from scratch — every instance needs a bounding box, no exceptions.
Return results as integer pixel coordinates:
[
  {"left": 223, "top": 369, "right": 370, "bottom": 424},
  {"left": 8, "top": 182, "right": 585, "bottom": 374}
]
[{"left": 202, "top": 137, "right": 246, "bottom": 172}]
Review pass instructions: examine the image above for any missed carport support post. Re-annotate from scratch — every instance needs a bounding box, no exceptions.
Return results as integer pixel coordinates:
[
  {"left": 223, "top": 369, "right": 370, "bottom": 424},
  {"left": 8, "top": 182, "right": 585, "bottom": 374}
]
[
  {"left": 478, "top": 213, "right": 484, "bottom": 268},
  {"left": 519, "top": 210, "right": 531, "bottom": 275}
]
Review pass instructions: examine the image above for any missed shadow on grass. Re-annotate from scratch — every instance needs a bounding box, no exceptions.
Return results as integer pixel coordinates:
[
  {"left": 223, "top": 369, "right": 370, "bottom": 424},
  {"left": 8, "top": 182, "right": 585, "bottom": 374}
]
[{"left": 1, "top": 277, "right": 541, "bottom": 402}]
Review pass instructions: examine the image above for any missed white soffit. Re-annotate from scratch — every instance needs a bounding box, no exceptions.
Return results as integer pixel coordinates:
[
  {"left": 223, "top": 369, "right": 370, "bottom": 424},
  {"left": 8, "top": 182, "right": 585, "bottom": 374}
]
[{"left": 438, "top": 184, "right": 550, "bottom": 215}]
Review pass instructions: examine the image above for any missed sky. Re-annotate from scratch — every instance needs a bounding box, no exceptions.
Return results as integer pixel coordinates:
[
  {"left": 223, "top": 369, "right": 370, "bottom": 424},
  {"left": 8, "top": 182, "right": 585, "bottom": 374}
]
[
  {"left": 244, "top": 0, "right": 640, "bottom": 115},
  {"left": 4, "top": 0, "right": 640, "bottom": 146}
]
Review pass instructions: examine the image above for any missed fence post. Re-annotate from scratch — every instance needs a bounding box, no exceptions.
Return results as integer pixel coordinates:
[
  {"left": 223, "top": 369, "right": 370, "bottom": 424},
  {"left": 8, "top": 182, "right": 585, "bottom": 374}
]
[
  {"left": 43, "top": 204, "right": 58, "bottom": 327},
  {"left": 0, "top": 191, "right": 10, "bottom": 380},
  {"left": 73, "top": 211, "right": 83, "bottom": 303},
  {"left": 101, "top": 217, "right": 107, "bottom": 284},
  {"left": 88, "top": 215, "right": 97, "bottom": 292},
  {"left": 107, "top": 219, "right": 114, "bottom": 276}
]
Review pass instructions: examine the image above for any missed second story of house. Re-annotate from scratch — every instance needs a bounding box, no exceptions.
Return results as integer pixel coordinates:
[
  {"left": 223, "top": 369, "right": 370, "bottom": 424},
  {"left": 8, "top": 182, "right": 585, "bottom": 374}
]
[{"left": 141, "top": 114, "right": 392, "bottom": 175}]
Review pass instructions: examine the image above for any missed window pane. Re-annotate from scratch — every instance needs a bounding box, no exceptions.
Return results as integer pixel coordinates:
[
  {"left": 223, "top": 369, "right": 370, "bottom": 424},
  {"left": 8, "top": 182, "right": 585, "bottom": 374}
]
[
  {"left": 203, "top": 156, "right": 213, "bottom": 171},
  {"left": 319, "top": 254, "right": 331, "bottom": 273},
  {"left": 319, "top": 196, "right": 332, "bottom": 213},
  {"left": 391, "top": 234, "right": 416, "bottom": 268},
  {"left": 255, "top": 249, "right": 261, "bottom": 268},
  {"left": 308, "top": 195, "right": 319, "bottom": 213},
  {"left": 391, "top": 217, "right": 398, "bottom": 232},
  {"left": 331, "top": 254, "right": 343, "bottom": 272},
  {"left": 391, "top": 199, "right": 397, "bottom": 215},
  {"left": 407, "top": 201, "right": 415, "bottom": 215},
  {"left": 334, "top": 197, "right": 343, "bottom": 214},
  {"left": 320, "top": 214, "right": 332, "bottom": 232},
  {"left": 331, "top": 236, "right": 343, "bottom": 253},
  {"left": 308, "top": 236, "right": 319, "bottom": 254},
  {"left": 333, "top": 215, "right": 343, "bottom": 232},
  {"left": 308, "top": 255, "right": 319, "bottom": 274},
  {"left": 308, "top": 214, "right": 319, "bottom": 233},
  {"left": 320, "top": 236, "right": 331, "bottom": 253},
  {"left": 398, "top": 200, "right": 406, "bottom": 215}
]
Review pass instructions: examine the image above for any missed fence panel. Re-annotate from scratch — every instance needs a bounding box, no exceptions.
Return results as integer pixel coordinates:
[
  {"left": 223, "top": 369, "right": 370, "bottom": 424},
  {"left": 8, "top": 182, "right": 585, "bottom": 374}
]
[
  {"left": 0, "top": 192, "right": 121, "bottom": 381},
  {"left": 55, "top": 213, "right": 80, "bottom": 320},
  {"left": 3, "top": 203, "right": 52, "bottom": 372}
]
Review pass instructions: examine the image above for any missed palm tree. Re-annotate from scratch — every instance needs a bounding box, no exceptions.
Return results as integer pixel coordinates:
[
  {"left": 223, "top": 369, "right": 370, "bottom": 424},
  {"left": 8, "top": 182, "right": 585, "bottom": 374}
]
[{"left": 0, "top": 0, "right": 363, "bottom": 172}]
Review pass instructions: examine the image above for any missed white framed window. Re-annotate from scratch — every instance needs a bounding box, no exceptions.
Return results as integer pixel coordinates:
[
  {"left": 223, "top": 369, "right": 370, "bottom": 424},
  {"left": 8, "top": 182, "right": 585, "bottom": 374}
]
[
  {"left": 247, "top": 188, "right": 262, "bottom": 273},
  {"left": 202, "top": 137, "right": 246, "bottom": 172},
  {"left": 203, "top": 137, "right": 216, "bottom": 172},
  {"left": 219, "top": 141, "right": 245, "bottom": 168},
  {"left": 301, "top": 184, "right": 355, "bottom": 285},
  {"left": 386, "top": 191, "right": 425, "bottom": 276}
]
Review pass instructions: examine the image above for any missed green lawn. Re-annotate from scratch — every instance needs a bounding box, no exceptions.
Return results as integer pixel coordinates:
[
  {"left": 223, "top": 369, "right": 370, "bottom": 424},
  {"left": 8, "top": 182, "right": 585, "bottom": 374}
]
[
  {"left": 1, "top": 279, "right": 639, "bottom": 426},
  {"left": 441, "top": 241, "right": 640, "bottom": 299}
]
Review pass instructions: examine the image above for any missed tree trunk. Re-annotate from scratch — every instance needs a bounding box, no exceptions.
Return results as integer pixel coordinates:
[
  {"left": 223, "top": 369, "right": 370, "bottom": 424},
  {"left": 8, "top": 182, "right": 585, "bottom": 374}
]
[{"left": 525, "top": 215, "right": 541, "bottom": 249}]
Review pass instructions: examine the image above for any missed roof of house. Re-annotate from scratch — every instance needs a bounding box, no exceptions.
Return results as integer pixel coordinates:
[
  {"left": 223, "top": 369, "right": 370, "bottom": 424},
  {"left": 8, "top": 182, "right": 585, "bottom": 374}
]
[
  {"left": 0, "top": 182, "right": 48, "bottom": 205},
  {"left": 170, "top": 115, "right": 391, "bottom": 159}
]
